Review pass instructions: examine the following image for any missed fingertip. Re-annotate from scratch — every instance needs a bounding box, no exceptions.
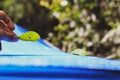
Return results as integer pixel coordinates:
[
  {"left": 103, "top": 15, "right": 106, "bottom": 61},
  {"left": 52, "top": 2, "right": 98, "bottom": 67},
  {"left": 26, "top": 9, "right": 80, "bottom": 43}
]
[
  {"left": 13, "top": 36, "right": 19, "bottom": 42},
  {"left": 0, "top": 11, "right": 6, "bottom": 15},
  {"left": 7, "top": 35, "right": 19, "bottom": 42}
]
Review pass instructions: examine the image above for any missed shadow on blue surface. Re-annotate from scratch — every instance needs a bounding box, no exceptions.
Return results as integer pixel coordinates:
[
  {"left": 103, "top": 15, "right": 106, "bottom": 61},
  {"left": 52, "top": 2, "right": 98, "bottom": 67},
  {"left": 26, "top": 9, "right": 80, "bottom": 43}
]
[{"left": 0, "top": 24, "right": 120, "bottom": 80}]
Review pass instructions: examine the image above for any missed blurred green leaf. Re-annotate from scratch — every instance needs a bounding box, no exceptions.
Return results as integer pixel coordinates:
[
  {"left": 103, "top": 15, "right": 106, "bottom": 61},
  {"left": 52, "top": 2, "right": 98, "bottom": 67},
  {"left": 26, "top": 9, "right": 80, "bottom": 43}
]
[{"left": 71, "top": 49, "right": 89, "bottom": 56}]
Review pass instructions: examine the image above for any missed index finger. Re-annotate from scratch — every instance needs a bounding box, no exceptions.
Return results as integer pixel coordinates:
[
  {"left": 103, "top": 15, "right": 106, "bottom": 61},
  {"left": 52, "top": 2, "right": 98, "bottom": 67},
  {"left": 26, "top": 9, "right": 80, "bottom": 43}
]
[{"left": 0, "top": 11, "right": 15, "bottom": 31}]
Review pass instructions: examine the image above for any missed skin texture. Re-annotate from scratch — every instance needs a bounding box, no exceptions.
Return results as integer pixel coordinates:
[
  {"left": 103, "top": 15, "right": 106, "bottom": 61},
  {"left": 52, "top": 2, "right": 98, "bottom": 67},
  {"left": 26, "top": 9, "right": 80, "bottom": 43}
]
[{"left": 0, "top": 10, "right": 18, "bottom": 50}]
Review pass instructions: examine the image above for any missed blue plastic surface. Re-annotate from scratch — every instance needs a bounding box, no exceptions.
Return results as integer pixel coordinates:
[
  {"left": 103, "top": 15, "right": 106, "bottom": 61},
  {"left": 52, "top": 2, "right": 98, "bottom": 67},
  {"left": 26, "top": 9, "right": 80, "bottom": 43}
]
[{"left": 0, "top": 24, "right": 120, "bottom": 80}]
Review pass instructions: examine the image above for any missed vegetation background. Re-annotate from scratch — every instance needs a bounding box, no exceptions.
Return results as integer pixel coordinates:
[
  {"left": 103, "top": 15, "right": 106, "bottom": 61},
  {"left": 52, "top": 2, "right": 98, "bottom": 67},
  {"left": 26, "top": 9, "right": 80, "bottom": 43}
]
[{"left": 1, "top": 0, "right": 120, "bottom": 59}]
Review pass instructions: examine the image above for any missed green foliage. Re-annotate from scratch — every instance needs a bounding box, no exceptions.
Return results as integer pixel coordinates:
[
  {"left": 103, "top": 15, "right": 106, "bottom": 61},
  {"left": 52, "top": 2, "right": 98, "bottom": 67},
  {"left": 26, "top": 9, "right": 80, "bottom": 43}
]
[
  {"left": 1, "top": 0, "right": 24, "bottom": 22},
  {"left": 47, "top": 0, "right": 99, "bottom": 52},
  {"left": 46, "top": 0, "right": 120, "bottom": 59},
  {"left": 71, "top": 49, "right": 89, "bottom": 56}
]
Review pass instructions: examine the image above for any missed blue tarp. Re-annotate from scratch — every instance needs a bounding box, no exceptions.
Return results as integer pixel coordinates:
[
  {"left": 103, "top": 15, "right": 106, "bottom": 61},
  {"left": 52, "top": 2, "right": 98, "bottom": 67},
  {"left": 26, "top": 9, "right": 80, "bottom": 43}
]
[{"left": 0, "top": 24, "right": 120, "bottom": 80}]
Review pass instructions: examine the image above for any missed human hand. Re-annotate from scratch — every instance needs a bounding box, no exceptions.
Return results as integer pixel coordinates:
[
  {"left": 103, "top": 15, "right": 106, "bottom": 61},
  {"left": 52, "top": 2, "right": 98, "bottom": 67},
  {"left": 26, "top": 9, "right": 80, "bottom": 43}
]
[{"left": 0, "top": 10, "right": 18, "bottom": 50}]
